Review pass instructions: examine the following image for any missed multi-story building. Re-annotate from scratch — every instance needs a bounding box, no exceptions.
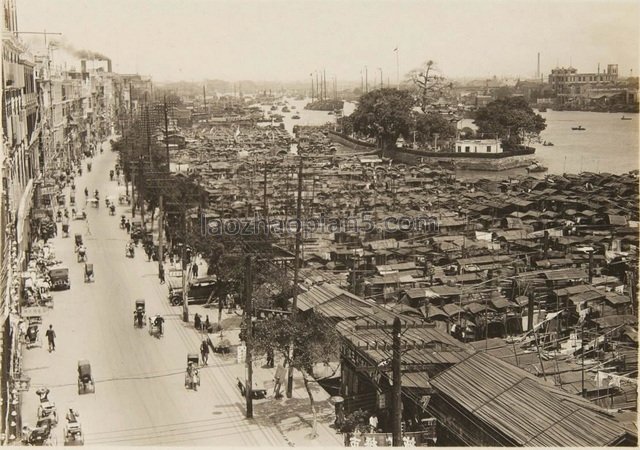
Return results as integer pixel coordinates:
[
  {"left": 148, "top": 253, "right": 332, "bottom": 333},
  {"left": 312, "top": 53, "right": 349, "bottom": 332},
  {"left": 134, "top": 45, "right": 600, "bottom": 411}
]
[
  {"left": 2, "top": 0, "right": 43, "bottom": 441},
  {"left": 547, "top": 64, "right": 637, "bottom": 107}
]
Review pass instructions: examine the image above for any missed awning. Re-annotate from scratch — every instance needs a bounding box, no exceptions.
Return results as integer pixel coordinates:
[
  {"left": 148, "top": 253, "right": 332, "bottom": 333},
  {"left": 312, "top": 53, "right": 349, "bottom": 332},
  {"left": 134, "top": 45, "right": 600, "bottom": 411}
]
[{"left": 16, "top": 179, "right": 34, "bottom": 248}]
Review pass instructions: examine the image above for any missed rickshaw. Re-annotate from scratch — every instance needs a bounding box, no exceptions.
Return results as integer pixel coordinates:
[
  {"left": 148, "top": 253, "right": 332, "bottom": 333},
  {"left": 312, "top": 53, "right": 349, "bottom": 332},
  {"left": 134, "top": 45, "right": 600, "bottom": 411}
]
[
  {"left": 63, "top": 409, "right": 84, "bottom": 446},
  {"left": 134, "top": 299, "right": 145, "bottom": 328},
  {"left": 109, "top": 203, "right": 116, "bottom": 216},
  {"left": 185, "top": 354, "right": 200, "bottom": 390},
  {"left": 73, "top": 209, "right": 87, "bottom": 221},
  {"left": 126, "top": 241, "right": 135, "bottom": 258},
  {"left": 148, "top": 315, "right": 164, "bottom": 338},
  {"left": 84, "top": 263, "right": 94, "bottom": 283},
  {"left": 57, "top": 193, "right": 66, "bottom": 207},
  {"left": 22, "top": 418, "right": 55, "bottom": 446},
  {"left": 70, "top": 194, "right": 76, "bottom": 207},
  {"left": 77, "top": 246, "right": 87, "bottom": 263},
  {"left": 86, "top": 198, "right": 99, "bottom": 208},
  {"left": 118, "top": 193, "right": 130, "bottom": 205},
  {"left": 62, "top": 222, "right": 70, "bottom": 238},
  {"left": 74, "top": 234, "right": 83, "bottom": 250},
  {"left": 37, "top": 399, "right": 58, "bottom": 426},
  {"left": 77, "top": 360, "right": 95, "bottom": 394}
]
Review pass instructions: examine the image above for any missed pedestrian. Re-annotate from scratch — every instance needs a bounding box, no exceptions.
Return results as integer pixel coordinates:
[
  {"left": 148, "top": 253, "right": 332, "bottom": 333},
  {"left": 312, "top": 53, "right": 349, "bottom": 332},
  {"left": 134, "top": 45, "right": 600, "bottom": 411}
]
[
  {"left": 369, "top": 414, "right": 379, "bottom": 433},
  {"left": 45, "top": 325, "right": 56, "bottom": 352},
  {"left": 194, "top": 313, "right": 201, "bottom": 331},
  {"left": 273, "top": 364, "right": 285, "bottom": 399},
  {"left": 204, "top": 315, "right": 211, "bottom": 333},
  {"left": 200, "top": 339, "right": 210, "bottom": 365},
  {"left": 266, "top": 347, "right": 274, "bottom": 368},
  {"left": 159, "top": 266, "right": 165, "bottom": 284},
  {"left": 192, "top": 262, "right": 199, "bottom": 278},
  {"left": 125, "top": 220, "right": 130, "bottom": 234},
  {"left": 145, "top": 246, "right": 152, "bottom": 262}
]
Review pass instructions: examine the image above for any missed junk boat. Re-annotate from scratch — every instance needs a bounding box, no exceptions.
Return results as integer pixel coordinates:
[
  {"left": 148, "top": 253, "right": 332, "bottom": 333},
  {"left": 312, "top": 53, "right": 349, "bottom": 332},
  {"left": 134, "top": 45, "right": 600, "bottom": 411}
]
[
  {"left": 526, "top": 162, "right": 548, "bottom": 173},
  {"left": 621, "top": 116, "right": 632, "bottom": 120},
  {"left": 571, "top": 125, "right": 586, "bottom": 131}
]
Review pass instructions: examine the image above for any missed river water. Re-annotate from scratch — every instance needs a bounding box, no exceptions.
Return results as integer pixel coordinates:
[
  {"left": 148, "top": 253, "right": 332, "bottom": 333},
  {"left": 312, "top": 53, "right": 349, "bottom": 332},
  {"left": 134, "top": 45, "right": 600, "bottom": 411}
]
[
  {"left": 458, "top": 111, "right": 639, "bottom": 177},
  {"left": 260, "top": 99, "right": 638, "bottom": 178}
]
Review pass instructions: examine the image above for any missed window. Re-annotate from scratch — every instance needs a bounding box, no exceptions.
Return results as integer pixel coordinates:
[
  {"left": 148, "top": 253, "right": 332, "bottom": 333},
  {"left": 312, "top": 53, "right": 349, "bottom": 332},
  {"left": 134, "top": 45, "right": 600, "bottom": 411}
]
[
  {"left": 457, "top": 145, "right": 462, "bottom": 152},
  {"left": 487, "top": 146, "right": 492, "bottom": 152},
  {"left": 465, "top": 146, "right": 470, "bottom": 153}
]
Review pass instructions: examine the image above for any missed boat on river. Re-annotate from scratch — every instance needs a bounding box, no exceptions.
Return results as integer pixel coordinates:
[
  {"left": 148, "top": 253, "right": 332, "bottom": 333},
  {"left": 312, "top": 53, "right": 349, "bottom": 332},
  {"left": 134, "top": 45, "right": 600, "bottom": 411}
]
[
  {"left": 571, "top": 125, "right": 586, "bottom": 131},
  {"left": 542, "top": 141, "right": 554, "bottom": 146},
  {"left": 526, "top": 162, "right": 548, "bottom": 173},
  {"left": 621, "top": 116, "right": 632, "bottom": 120},
  {"left": 291, "top": 114, "right": 300, "bottom": 120}
]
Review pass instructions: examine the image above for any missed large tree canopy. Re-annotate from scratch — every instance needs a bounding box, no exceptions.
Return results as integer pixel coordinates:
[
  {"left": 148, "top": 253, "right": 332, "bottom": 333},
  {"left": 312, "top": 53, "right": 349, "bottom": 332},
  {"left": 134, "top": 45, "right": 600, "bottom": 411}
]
[
  {"left": 473, "top": 97, "right": 546, "bottom": 145},
  {"left": 413, "top": 111, "right": 457, "bottom": 144},
  {"left": 350, "top": 88, "right": 414, "bottom": 148}
]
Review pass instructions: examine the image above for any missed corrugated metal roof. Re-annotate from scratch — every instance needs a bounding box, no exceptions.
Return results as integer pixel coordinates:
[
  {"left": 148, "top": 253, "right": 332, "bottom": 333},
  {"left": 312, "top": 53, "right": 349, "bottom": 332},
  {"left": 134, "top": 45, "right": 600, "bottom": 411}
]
[{"left": 430, "top": 352, "right": 629, "bottom": 446}]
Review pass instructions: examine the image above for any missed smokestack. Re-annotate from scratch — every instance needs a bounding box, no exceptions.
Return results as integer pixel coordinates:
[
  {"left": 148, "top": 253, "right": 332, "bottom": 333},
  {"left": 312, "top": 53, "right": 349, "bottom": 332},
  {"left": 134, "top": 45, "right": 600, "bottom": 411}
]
[
  {"left": 537, "top": 52, "right": 540, "bottom": 80},
  {"left": 81, "top": 60, "right": 87, "bottom": 73}
]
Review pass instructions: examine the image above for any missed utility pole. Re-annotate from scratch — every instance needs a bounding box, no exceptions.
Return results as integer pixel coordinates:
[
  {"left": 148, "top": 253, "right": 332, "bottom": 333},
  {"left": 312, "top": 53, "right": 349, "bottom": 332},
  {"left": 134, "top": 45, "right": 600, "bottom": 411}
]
[
  {"left": 392, "top": 317, "right": 402, "bottom": 447},
  {"left": 163, "top": 94, "right": 170, "bottom": 167},
  {"left": 263, "top": 162, "right": 268, "bottom": 220},
  {"left": 244, "top": 255, "right": 254, "bottom": 418},
  {"left": 286, "top": 155, "right": 304, "bottom": 398},
  {"left": 581, "top": 323, "right": 585, "bottom": 397},
  {"left": 365, "top": 66, "right": 368, "bottom": 93},
  {"left": 158, "top": 194, "right": 164, "bottom": 278},
  {"left": 181, "top": 192, "right": 189, "bottom": 322}
]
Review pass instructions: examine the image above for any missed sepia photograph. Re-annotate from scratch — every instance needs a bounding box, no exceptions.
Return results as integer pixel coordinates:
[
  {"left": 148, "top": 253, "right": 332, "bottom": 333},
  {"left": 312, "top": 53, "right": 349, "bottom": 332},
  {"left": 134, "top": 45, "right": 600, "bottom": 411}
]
[{"left": 1, "top": 0, "right": 638, "bottom": 446}]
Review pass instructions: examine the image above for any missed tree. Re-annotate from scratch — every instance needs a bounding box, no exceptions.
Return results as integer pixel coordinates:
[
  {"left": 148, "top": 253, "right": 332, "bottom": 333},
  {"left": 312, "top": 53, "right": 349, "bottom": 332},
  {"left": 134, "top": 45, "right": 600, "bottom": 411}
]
[
  {"left": 252, "top": 312, "right": 341, "bottom": 438},
  {"left": 406, "top": 60, "right": 453, "bottom": 113},
  {"left": 473, "top": 97, "right": 546, "bottom": 146},
  {"left": 412, "top": 111, "right": 457, "bottom": 145},
  {"left": 350, "top": 88, "right": 414, "bottom": 149}
]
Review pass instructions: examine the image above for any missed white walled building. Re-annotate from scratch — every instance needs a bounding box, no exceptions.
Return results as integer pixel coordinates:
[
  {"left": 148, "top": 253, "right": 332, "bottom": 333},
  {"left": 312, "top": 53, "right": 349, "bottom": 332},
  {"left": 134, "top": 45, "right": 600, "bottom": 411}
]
[{"left": 454, "top": 139, "right": 503, "bottom": 154}]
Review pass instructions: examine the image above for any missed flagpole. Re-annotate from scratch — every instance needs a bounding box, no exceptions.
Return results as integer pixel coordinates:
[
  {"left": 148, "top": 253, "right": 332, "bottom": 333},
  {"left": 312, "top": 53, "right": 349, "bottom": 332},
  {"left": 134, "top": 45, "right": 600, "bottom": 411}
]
[{"left": 395, "top": 45, "right": 400, "bottom": 88}]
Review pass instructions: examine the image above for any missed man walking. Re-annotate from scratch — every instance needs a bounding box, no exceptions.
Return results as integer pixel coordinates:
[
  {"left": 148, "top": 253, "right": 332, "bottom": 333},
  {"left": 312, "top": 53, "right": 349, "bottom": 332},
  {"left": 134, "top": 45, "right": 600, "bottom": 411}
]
[
  {"left": 200, "top": 339, "right": 210, "bottom": 365},
  {"left": 192, "top": 262, "right": 199, "bottom": 278},
  {"left": 45, "top": 325, "right": 56, "bottom": 352},
  {"left": 159, "top": 266, "right": 165, "bottom": 284}
]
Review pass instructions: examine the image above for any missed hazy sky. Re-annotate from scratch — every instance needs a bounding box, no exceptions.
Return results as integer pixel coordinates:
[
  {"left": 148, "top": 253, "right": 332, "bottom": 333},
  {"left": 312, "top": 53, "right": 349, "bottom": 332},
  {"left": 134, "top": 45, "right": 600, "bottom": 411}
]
[{"left": 16, "top": 0, "right": 640, "bottom": 83}]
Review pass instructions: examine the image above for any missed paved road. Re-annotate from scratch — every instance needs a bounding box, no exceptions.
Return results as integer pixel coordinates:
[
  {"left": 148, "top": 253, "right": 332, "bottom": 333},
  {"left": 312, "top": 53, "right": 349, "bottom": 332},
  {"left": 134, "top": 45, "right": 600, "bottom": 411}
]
[{"left": 21, "top": 142, "right": 290, "bottom": 446}]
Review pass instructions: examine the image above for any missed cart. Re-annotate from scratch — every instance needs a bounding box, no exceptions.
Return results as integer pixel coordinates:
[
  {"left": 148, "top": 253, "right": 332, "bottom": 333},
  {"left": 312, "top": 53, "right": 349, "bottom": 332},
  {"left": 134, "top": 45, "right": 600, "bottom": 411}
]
[
  {"left": 37, "top": 400, "right": 58, "bottom": 426},
  {"left": 77, "top": 247, "right": 87, "bottom": 263},
  {"left": 62, "top": 223, "right": 70, "bottom": 237},
  {"left": 74, "top": 234, "right": 83, "bottom": 250},
  {"left": 134, "top": 299, "right": 145, "bottom": 328},
  {"left": 70, "top": 195, "right": 76, "bottom": 207},
  {"left": 77, "top": 360, "right": 95, "bottom": 394},
  {"left": 148, "top": 315, "right": 164, "bottom": 338},
  {"left": 118, "top": 193, "right": 130, "bottom": 205},
  {"left": 84, "top": 263, "right": 94, "bottom": 283}
]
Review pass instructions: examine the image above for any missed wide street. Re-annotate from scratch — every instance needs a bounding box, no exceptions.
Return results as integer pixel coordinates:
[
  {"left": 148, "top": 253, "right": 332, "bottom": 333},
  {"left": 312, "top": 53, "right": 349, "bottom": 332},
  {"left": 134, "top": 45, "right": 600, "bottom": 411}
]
[{"left": 19, "top": 141, "right": 294, "bottom": 446}]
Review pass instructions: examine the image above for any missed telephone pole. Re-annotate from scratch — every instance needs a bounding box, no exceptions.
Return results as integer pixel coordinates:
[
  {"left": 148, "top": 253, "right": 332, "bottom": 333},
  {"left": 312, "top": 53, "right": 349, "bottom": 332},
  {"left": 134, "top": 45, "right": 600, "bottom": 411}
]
[
  {"left": 244, "top": 255, "right": 254, "bottom": 418},
  {"left": 158, "top": 194, "right": 164, "bottom": 278},
  {"left": 286, "top": 155, "right": 304, "bottom": 398},
  {"left": 392, "top": 317, "right": 402, "bottom": 446}
]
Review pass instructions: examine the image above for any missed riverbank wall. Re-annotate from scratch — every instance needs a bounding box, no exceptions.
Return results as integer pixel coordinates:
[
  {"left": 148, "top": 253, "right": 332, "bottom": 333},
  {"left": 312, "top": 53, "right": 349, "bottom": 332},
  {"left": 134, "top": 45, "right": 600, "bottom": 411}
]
[{"left": 386, "top": 147, "right": 537, "bottom": 171}]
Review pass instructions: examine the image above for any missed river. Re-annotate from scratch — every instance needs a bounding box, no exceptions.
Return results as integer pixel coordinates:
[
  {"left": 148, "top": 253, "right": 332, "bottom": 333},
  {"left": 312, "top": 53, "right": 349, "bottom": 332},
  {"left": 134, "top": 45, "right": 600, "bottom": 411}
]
[
  {"left": 458, "top": 111, "right": 639, "bottom": 177},
  {"left": 259, "top": 99, "right": 638, "bottom": 178}
]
